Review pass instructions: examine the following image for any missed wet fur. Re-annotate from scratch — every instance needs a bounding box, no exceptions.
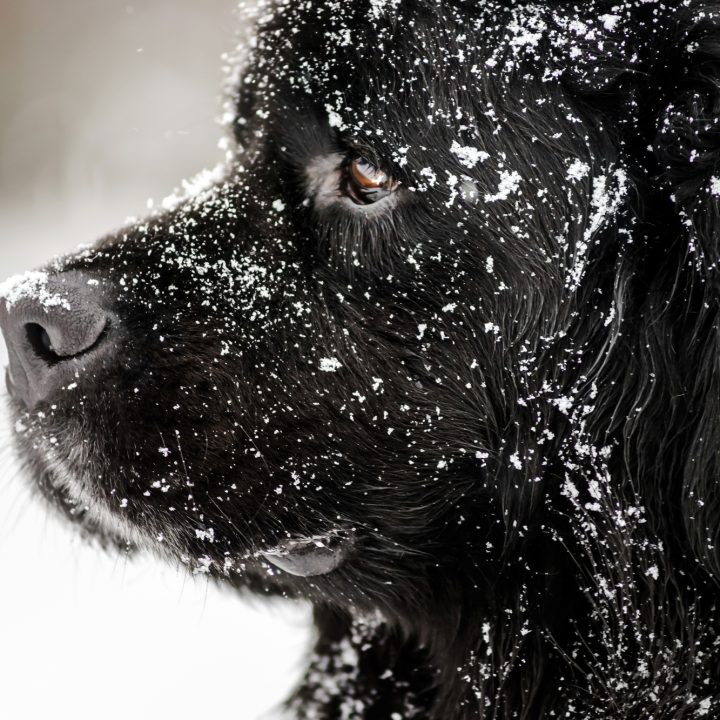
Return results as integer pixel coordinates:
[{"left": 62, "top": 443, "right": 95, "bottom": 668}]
[{"left": 7, "top": 1, "right": 720, "bottom": 717}]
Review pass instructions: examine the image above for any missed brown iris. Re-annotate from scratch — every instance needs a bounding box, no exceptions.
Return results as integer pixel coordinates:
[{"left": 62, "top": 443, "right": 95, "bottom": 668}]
[{"left": 346, "top": 157, "right": 398, "bottom": 204}]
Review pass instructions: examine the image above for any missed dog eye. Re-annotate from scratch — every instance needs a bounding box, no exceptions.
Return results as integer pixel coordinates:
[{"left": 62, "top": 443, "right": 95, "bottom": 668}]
[{"left": 345, "top": 157, "right": 398, "bottom": 205}]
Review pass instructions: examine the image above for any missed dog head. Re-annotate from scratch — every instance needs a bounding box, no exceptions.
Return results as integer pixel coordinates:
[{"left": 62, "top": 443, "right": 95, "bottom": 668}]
[{"left": 1, "top": 0, "right": 717, "bottom": 630}]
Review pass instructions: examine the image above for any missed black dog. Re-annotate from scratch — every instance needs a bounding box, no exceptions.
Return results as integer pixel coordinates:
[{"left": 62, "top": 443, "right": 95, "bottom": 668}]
[{"left": 2, "top": 1, "right": 720, "bottom": 717}]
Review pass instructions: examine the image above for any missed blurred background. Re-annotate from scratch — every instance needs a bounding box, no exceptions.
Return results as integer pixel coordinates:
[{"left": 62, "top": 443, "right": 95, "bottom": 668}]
[{"left": 0, "top": 2, "right": 311, "bottom": 718}]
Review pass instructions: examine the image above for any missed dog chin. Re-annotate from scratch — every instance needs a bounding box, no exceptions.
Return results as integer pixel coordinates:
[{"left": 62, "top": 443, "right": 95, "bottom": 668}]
[
  {"left": 51, "top": 473, "right": 143, "bottom": 553},
  {"left": 15, "top": 428, "right": 144, "bottom": 554},
  {"left": 17, "top": 424, "right": 356, "bottom": 581}
]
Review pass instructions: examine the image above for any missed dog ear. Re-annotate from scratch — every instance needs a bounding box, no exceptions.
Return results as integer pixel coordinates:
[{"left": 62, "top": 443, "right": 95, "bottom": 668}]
[
  {"left": 652, "top": 6, "right": 720, "bottom": 581},
  {"left": 564, "top": 2, "right": 720, "bottom": 584},
  {"left": 655, "top": 8, "right": 720, "bottom": 213}
]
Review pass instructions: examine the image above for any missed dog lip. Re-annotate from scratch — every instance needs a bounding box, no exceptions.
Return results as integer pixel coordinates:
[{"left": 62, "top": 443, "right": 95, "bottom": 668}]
[{"left": 260, "top": 530, "right": 354, "bottom": 577}]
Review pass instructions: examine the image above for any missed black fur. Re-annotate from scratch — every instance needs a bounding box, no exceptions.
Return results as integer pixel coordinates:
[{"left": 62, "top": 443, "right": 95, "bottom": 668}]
[{"left": 4, "top": 1, "right": 720, "bottom": 717}]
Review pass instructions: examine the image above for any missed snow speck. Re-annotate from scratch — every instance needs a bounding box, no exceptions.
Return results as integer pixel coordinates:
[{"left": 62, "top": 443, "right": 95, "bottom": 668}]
[
  {"left": 507, "top": 10, "right": 547, "bottom": 51},
  {"left": 160, "top": 164, "right": 225, "bottom": 211},
  {"left": 325, "top": 104, "right": 345, "bottom": 130},
  {"left": 484, "top": 170, "right": 522, "bottom": 203},
  {"left": 566, "top": 159, "right": 590, "bottom": 182},
  {"left": 552, "top": 396, "right": 574, "bottom": 415},
  {"left": 450, "top": 141, "right": 489, "bottom": 169},
  {"left": 599, "top": 14, "right": 621, "bottom": 31},
  {"left": 482, "top": 622, "right": 491, "bottom": 644},
  {"left": 193, "top": 556, "right": 213, "bottom": 575},
  {"left": 319, "top": 357, "right": 342, "bottom": 373},
  {"left": 369, "top": 0, "right": 401, "bottom": 20},
  {"left": 419, "top": 167, "right": 437, "bottom": 187},
  {"left": 563, "top": 480, "right": 579, "bottom": 500},
  {"left": 195, "top": 528, "right": 215, "bottom": 543}
]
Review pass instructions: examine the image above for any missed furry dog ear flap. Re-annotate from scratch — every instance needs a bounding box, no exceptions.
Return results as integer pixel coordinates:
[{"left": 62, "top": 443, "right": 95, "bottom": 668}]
[{"left": 652, "top": 6, "right": 720, "bottom": 581}]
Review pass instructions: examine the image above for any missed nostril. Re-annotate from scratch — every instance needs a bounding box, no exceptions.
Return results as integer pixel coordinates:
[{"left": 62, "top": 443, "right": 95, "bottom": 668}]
[{"left": 25, "top": 323, "right": 61, "bottom": 364}]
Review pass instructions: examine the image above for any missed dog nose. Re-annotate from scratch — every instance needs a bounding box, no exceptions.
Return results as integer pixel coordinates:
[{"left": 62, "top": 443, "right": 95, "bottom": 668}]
[{"left": 0, "top": 271, "right": 108, "bottom": 409}]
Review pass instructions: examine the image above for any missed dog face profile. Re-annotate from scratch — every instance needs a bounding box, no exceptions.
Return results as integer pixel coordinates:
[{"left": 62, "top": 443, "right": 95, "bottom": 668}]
[{"left": 2, "top": 1, "right": 720, "bottom": 717}]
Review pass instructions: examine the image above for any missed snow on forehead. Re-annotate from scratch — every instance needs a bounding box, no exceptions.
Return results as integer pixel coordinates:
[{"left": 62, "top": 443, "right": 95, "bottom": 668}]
[
  {"left": 115, "top": 0, "right": 667, "bottom": 303},
  {"left": 235, "top": 0, "right": 662, "bottom": 143}
]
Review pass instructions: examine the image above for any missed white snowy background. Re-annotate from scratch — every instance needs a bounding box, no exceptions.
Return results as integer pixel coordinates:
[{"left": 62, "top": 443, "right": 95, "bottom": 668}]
[{"left": 0, "top": 2, "right": 311, "bottom": 718}]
